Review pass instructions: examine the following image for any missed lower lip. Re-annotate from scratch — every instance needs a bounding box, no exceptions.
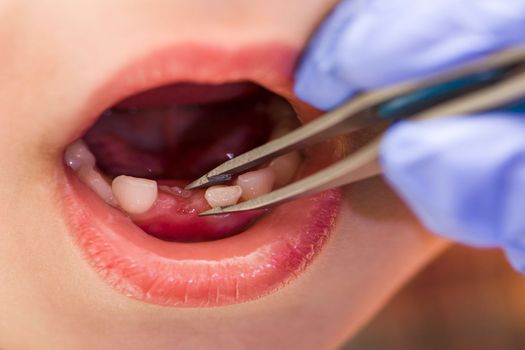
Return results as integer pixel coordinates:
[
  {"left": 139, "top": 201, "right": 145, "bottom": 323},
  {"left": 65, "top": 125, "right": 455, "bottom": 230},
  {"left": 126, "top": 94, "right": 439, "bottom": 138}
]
[
  {"left": 60, "top": 167, "right": 341, "bottom": 307},
  {"left": 57, "top": 43, "right": 343, "bottom": 307}
]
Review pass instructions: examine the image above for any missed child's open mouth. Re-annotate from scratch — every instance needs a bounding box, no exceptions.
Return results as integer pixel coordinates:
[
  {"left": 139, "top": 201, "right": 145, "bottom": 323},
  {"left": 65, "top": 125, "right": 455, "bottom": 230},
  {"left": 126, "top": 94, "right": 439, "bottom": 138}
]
[
  {"left": 67, "top": 82, "right": 301, "bottom": 242},
  {"left": 58, "top": 44, "right": 343, "bottom": 307}
]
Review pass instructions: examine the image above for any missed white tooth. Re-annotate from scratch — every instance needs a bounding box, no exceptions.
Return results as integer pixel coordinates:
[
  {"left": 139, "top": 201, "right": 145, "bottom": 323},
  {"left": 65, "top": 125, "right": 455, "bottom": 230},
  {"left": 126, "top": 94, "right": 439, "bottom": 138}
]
[
  {"left": 78, "top": 167, "right": 118, "bottom": 206},
  {"left": 204, "top": 185, "right": 242, "bottom": 208},
  {"left": 269, "top": 151, "right": 302, "bottom": 187},
  {"left": 236, "top": 167, "right": 275, "bottom": 200},
  {"left": 112, "top": 175, "right": 158, "bottom": 214},
  {"left": 64, "top": 139, "right": 96, "bottom": 171}
]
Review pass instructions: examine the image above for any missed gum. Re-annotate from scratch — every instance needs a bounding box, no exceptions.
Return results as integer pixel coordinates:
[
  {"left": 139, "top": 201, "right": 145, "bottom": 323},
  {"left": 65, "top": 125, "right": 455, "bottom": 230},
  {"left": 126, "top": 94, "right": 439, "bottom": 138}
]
[{"left": 130, "top": 180, "right": 265, "bottom": 242}]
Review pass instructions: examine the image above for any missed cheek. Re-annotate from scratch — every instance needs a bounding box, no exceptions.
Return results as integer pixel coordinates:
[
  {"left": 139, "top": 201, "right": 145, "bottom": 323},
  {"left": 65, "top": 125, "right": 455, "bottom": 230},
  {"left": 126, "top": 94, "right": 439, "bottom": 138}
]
[
  {"left": 213, "top": 177, "right": 450, "bottom": 349},
  {"left": 291, "top": 176, "right": 449, "bottom": 342},
  {"left": 337, "top": 176, "right": 447, "bottom": 265}
]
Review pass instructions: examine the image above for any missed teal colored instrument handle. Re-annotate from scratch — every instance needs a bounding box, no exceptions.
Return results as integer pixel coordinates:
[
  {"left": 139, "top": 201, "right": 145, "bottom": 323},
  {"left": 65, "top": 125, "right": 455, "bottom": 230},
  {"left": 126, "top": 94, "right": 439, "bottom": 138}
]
[{"left": 377, "top": 67, "right": 510, "bottom": 120}]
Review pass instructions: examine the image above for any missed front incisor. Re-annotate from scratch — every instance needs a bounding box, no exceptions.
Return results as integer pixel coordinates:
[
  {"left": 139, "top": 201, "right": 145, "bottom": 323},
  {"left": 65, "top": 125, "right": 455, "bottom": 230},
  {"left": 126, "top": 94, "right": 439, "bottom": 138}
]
[{"left": 112, "top": 175, "right": 158, "bottom": 214}]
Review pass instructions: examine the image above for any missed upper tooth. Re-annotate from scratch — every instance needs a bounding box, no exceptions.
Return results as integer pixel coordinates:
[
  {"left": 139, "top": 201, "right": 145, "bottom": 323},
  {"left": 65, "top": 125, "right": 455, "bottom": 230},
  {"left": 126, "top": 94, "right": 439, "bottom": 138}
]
[
  {"left": 236, "top": 167, "right": 275, "bottom": 200},
  {"left": 204, "top": 185, "right": 242, "bottom": 208},
  {"left": 64, "top": 140, "right": 96, "bottom": 171},
  {"left": 112, "top": 175, "right": 158, "bottom": 214}
]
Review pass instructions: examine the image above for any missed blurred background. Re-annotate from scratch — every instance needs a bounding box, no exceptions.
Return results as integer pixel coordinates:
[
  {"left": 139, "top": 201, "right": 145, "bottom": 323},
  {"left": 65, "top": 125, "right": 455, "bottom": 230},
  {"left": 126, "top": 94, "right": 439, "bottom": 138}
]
[{"left": 344, "top": 245, "right": 525, "bottom": 350}]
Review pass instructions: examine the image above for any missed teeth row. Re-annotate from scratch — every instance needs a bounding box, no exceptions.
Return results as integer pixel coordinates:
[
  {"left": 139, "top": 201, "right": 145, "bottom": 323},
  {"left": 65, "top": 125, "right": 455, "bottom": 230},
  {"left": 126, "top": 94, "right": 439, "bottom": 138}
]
[
  {"left": 204, "top": 122, "right": 301, "bottom": 209},
  {"left": 65, "top": 140, "right": 118, "bottom": 206},
  {"left": 65, "top": 134, "right": 301, "bottom": 213},
  {"left": 64, "top": 140, "right": 158, "bottom": 214},
  {"left": 204, "top": 153, "right": 301, "bottom": 210}
]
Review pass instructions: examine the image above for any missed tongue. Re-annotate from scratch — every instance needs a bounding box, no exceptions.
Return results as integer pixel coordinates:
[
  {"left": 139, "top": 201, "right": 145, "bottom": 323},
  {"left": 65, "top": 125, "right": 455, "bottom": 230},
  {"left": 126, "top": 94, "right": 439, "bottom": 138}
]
[{"left": 129, "top": 181, "right": 264, "bottom": 242}]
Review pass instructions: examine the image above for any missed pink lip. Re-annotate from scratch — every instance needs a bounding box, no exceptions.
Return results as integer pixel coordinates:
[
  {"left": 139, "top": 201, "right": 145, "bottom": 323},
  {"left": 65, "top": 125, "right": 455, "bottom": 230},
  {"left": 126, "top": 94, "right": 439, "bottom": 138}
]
[
  {"left": 69, "top": 43, "right": 301, "bottom": 143},
  {"left": 59, "top": 43, "right": 343, "bottom": 307}
]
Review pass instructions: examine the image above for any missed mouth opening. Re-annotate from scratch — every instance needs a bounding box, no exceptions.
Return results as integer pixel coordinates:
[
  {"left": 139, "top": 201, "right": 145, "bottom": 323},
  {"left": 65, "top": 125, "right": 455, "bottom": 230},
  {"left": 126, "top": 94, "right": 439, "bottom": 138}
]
[{"left": 64, "top": 81, "right": 302, "bottom": 243}]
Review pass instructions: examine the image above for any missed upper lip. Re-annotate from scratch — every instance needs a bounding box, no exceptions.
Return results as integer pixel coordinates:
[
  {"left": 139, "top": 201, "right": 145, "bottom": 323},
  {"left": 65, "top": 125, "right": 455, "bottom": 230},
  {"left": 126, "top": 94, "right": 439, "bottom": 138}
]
[
  {"left": 69, "top": 42, "right": 302, "bottom": 146},
  {"left": 58, "top": 41, "right": 343, "bottom": 307}
]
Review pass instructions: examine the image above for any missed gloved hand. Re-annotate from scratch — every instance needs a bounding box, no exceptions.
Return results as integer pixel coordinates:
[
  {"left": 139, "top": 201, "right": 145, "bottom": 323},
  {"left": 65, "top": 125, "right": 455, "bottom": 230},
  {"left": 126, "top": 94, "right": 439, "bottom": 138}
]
[{"left": 294, "top": 0, "right": 525, "bottom": 272}]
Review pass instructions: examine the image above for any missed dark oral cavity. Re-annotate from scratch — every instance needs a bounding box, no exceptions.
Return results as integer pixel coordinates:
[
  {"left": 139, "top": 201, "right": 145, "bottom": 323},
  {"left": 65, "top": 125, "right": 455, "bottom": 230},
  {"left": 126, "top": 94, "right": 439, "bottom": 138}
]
[
  {"left": 81, "top": 81, "right": 296, "bottom": 242},
  {"left": 116, "top": 81, "right": 261, "bottom": 109},
  {"left": 85, "top": 83, "right": 273, "bottom": 180}
]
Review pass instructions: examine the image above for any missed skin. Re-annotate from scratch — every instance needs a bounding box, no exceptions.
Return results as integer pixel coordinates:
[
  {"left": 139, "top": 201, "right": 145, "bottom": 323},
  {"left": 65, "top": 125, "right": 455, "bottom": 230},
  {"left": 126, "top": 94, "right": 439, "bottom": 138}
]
[{"left": 0, "top": 1, "right": 449, "bottom": 349}]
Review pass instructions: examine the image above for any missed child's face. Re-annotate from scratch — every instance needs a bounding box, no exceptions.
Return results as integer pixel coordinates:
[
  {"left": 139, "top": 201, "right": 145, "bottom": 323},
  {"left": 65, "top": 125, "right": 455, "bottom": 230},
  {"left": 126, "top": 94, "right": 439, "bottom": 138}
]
[{"left": 0, "top": 1, "right": 448, "bottom": 349}]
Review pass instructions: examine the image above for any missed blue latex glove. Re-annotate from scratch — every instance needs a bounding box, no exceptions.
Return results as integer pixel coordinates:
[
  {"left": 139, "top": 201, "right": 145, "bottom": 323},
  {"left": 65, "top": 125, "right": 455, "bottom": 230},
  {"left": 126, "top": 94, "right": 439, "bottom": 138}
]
[{"left": 295, "top": 0, "right": 525, "bottom": 272}]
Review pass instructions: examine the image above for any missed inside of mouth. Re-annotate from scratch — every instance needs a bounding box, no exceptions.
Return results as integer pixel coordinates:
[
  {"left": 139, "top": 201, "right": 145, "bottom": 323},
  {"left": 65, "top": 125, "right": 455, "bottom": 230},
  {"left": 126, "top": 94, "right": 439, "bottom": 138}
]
[{"left": 65, "top": 81, "right": 302, "bottom": 243}]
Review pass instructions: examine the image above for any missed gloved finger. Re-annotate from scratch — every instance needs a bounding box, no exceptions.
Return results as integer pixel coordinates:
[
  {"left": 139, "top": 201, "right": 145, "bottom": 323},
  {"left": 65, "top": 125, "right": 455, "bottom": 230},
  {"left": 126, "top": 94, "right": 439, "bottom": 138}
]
[
  {"left": 504, "top": 245, "right": 525, "bottom": 275},
  {"left": 294, "top": 0, "right": 362, "bottom": 109},
  {"left": 295, "top": 0, "right": 525, "bottom": 110},
  {"left": 379, "top": 113, "right": 525, "bottom": 248}
]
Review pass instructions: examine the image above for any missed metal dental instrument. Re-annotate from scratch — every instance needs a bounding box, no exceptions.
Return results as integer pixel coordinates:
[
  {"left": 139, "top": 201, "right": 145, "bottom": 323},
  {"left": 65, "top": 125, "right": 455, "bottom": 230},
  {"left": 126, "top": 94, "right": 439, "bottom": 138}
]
[{"left": 186, "top": 47, "right": 525, "bottom": 216}]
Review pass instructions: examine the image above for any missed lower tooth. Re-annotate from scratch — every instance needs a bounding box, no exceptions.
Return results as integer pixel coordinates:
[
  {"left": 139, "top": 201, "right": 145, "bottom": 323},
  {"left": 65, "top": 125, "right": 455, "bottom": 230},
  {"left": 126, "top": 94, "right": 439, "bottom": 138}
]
[
  {"left": 236, "top": 167, "right": 275, "bottom": 200},
  {"left": 269, "top": 151, "right": 302, "bottom": 187},
  {"left": 64, "top": 139, "right": 96, "bottom": 171},
  {"left": 204, "top": 185, "right": 242, "bottom": 208},
  {"left": 112, "top": 175, "right": 158, "bottom": 214},
  {"left": 78, "top": 166, "right": 118, "bottom": 206}
]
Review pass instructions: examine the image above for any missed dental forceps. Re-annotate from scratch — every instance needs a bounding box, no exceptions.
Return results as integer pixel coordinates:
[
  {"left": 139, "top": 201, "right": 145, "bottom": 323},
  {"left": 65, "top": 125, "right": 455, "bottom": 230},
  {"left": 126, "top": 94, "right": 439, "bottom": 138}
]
[{"left": 186, "top": 46, "right": 525, "bottom": 216}]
